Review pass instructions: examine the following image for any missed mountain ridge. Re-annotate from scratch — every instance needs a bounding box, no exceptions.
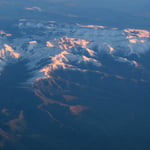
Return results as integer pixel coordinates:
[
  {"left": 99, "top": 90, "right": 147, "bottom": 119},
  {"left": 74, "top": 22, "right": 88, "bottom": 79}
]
[{"left": 0, "top": 21, "right": 149, "bottom": 84}]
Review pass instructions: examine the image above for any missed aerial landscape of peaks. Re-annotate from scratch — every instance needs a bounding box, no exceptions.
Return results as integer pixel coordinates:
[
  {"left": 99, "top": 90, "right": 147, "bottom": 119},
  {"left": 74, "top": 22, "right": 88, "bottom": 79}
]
[
  {"left": 0, "top": 21, "right": 150, "bottom": 83},
  {"left": 1, "top": 20, "right": 150, "bottom": 149},
  {"left": 1, "top": 0, "right": 150, "bottom": 149}
]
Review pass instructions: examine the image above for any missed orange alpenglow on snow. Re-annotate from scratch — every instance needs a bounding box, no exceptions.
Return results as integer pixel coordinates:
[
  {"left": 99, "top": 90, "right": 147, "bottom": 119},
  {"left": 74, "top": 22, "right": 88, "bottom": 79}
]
[
  {"left": 82, "top": 56, "right": 99, "bottom": 64},
  {"left": 3, "top": 44, "right": 20, "bottom": 59},
  {"left": 0, "top": 31, "right": 12, "bottom": 36},
  {"left": 29, "top": 41, "right": 37, "bottom": 44},
  {"left": 0, "top": 49, "right": 5, "bottom": 57},
  {"left": 6, "top": 34, "right": 12, "bottom": 37},
  {"left": 86, "top": 48, "right": 95, "bottom": 56},
  {"left": 0, "top": 31, "right": 6, "bottom": 35},
  {"left": 39, "top": 51, "right": 72, "bottom": 79},
  {"left": 58, "top": 37, "right": 91, "bottom": 49},
  {"left": 82, "top": 56, "right": 91, "bottom": 62},
  {"left": 39, "top": 66, "right": 52, "bottom": 79},
  {"left": 46, "top": 41, "right": 54, "bottom": 47},
  {"left": 50, "top": 51, "right": 70, "bottom": 69},
  {"left": 129, "top": 39, "right": 145, "bottom": 43},
  {"left": 77, "top": 24, "right": 106, "bottom": 29},
  {"left": 132, "top": 60, "right": 140, "bottom": 67},
  {"left": 124, "top": 29, "right": 150, "bottom": 38},
  {"left": 108, "top": 45, "right": 114, "bottom": 53}
]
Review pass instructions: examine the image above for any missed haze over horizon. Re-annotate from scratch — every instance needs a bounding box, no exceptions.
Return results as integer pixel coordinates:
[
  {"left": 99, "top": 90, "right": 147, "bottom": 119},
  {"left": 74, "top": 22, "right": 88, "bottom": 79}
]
[{"left": 0, "top": 0, "right": 149, "bottom": 28}]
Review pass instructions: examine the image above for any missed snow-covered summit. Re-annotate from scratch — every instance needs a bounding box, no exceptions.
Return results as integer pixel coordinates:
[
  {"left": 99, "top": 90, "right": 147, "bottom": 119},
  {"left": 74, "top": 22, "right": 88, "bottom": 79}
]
[{"left": 0, "top": 21, "right": 150, "bottom": 83}]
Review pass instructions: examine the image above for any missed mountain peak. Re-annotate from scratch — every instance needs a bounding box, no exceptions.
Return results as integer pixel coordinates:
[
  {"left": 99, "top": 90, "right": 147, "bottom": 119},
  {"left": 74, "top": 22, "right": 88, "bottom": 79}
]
[{"left": 0, "top": 21, "right": 149, "bottom": 84}]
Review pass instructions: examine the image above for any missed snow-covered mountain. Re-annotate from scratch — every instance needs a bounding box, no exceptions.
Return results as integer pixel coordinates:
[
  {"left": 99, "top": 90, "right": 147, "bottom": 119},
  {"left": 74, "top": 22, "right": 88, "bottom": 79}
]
[
  {"left": 1, "top": 21, "right": 150, "bottom": 148},
  {"left": 0, "top": 21, "right": 150, "bottom": 84}
]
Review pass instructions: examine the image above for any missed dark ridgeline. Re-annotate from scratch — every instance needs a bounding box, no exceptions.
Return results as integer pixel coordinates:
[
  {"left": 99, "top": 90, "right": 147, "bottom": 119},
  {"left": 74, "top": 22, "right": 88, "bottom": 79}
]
[{"left": 1, "top": 54, "right": 150, "bottom": 150}]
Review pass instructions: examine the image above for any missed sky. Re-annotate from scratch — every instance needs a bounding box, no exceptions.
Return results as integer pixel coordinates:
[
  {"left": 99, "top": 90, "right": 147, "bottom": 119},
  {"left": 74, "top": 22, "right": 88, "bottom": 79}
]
[
  {"left": 0, "top": 0, "right": 149, "bottom": 10},
  {"left": 0, "top": 0, "right": 149, "bottom": 28},
  {"left": 5, "top": 0, "right": 149, "bottom": 12}
]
